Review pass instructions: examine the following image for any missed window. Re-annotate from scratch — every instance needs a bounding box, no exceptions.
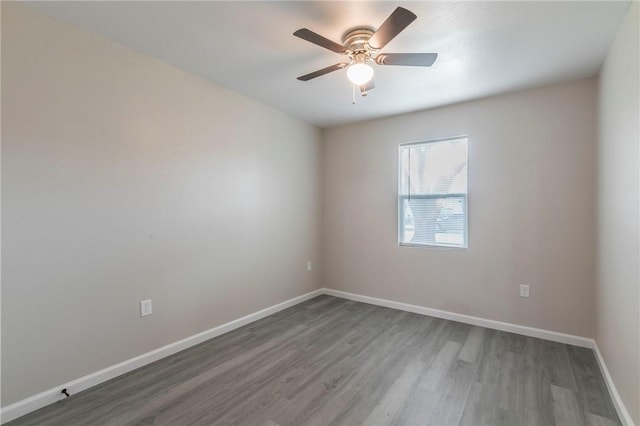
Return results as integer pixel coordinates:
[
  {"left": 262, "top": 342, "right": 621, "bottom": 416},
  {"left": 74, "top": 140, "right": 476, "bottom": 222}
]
[{"left": 398, "top": 137, "right": 468, "bottom": 248}]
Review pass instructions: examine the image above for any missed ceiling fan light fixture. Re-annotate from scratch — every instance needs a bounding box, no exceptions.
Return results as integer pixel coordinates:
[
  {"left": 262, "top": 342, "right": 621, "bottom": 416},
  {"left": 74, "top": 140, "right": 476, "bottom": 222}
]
[
  {"left": 294, "top": 7, "right": 437, "bottom": 95},
  {"left": 346, "top": 56, "right": 374, "bottom": 85}
]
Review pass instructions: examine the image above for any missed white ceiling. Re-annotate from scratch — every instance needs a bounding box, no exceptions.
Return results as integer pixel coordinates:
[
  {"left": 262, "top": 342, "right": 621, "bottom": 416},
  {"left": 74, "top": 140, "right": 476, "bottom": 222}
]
[{"left": 28, "top": 1, "right": 630, "bottom": 128}]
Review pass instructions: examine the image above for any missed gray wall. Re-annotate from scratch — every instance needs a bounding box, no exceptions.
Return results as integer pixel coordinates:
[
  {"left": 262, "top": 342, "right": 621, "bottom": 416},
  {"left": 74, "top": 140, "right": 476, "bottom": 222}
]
[
  {"left": 596, "top": 2, "right": 640, "bottom": 424},
  {"left": 1, "top": 3, "right": 322, "bottom": 406},
  {"left": 322, "top": 79, "right": 598, "bottom": 338}
]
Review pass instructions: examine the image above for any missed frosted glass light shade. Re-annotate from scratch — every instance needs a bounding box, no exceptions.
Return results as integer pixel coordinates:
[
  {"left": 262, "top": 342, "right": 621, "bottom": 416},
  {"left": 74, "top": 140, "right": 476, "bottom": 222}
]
[{"left": 347, "top": 63, "right": 374, "bottom": 85}]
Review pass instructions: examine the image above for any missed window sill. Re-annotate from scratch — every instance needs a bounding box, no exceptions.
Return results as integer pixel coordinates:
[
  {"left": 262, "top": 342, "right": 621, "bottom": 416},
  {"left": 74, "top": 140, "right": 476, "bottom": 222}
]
[{"left": 398, "top": 242, "right": 468, "bottom": 251}]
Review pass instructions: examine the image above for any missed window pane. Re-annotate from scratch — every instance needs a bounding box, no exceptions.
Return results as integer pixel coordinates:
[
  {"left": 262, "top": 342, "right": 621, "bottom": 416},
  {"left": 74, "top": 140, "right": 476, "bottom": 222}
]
[
  {"left": 400, "top": 196, "right": 466, "bottom": 247},
  {"left": 399, "top": 138, "right": 468, "bottom": 196}
]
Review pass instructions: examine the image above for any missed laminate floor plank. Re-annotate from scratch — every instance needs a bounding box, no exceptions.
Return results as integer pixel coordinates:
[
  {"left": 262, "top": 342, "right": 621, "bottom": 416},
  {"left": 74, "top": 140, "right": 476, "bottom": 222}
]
[
  {"left": 551, "top": 384, "right": 586, "bottom": 426},
  {"left": 436, "top": 358, "right": 477, "bottom": 399},
  {"left": 524, "top": 339, "right": 579, "bottom": 391},
  {"left": 458, "top": 382, "right": 525, "bottom": 426},
  {"left": 585, "top": 412, "right": 623, "bottom": 426},
  {"left": 458, "top": 326, "right": 485, "bottom": 363},
  {"left": 566, "top": 346, "right": 619, "bottom": 421},
  {"left": 361, "top": 361, "right": 424, "bottom": 426},
  {"left": 8, "top": 296, "right": 621, "bottom": 426}
]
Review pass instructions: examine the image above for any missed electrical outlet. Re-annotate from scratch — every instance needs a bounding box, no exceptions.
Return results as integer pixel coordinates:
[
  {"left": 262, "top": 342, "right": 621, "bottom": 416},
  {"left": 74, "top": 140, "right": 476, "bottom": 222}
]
[
  {"left": 140, "top": 299, "right": 153, "bottom": 317},
  {"left": 306, "top": 261, "right": 312, "bottom": 272},
  {"left": 520, "top": 285, "right": 530, "bottom": 298}
]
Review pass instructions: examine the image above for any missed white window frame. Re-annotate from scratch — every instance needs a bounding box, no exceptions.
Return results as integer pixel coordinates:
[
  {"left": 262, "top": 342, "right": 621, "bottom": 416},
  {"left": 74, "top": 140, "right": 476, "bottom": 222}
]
[{"left": 398, "top": 136, "right": 469, "bottom": 249}]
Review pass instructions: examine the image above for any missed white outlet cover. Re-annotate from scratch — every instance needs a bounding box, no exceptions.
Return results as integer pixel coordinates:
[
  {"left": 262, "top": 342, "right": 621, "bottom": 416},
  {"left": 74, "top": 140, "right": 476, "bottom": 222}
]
[
  {"left": 306, "top": 261, "right": 312, "bottom": 272},
  {"left": 140, "top": 299, "right": 152, "bottom": 317},
  {"left": 520, "top": 285, "right": 530, "bottom": 298}
]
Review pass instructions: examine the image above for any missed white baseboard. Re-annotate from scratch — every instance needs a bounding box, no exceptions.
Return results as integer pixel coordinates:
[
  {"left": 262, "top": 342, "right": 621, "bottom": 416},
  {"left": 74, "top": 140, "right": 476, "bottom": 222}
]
[
  {"left": 0, "top": 289, "right": 323, "bottom": 424},
  {"left": 592, "top": 341, "right": 635, "bottom": 426},
  {"left": 323, "top": 288, "right": 593, "bottom": 347}
]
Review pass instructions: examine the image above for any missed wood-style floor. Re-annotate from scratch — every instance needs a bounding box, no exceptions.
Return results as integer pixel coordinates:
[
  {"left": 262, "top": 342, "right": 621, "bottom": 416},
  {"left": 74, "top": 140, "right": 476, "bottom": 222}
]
[{"left": 9, "top": 295, "right": 620, "bottom": 426}]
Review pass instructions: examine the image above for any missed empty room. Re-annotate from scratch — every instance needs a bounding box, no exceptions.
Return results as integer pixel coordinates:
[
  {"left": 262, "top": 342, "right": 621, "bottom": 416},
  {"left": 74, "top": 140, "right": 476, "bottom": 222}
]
[{"left": 1, "top": 1, "right": 638, "bottom": 425}]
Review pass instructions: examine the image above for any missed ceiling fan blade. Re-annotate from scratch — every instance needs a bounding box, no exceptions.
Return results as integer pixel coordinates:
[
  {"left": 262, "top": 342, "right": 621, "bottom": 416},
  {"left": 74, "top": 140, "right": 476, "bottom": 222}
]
[
  {"left": 294, "top": 28, "right": 348, "bottom": 54},
  {"left": 375, "top": 53, "right": 438, "bottom": 67},
  {"left": 367, "top": 7, "right": 417, "bottom": 50},
  {"left": 359, "top": 79, "right": 376, "bottom": 96},
  {"left": 297, "top": 63, "right": 348, "bottom": 81}
]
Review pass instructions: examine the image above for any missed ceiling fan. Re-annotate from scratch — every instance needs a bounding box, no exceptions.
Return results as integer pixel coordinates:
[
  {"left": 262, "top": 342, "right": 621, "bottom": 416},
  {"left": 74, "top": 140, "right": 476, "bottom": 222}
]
[{"left": 294, "top": 7, "right": 438, "bottom": 97}]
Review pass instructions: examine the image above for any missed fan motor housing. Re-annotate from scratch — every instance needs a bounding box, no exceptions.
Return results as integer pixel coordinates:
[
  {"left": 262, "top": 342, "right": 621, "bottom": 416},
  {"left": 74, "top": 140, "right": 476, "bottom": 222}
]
[{"left": 342, "top": 27, "right": 375, "bottom": 55}]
